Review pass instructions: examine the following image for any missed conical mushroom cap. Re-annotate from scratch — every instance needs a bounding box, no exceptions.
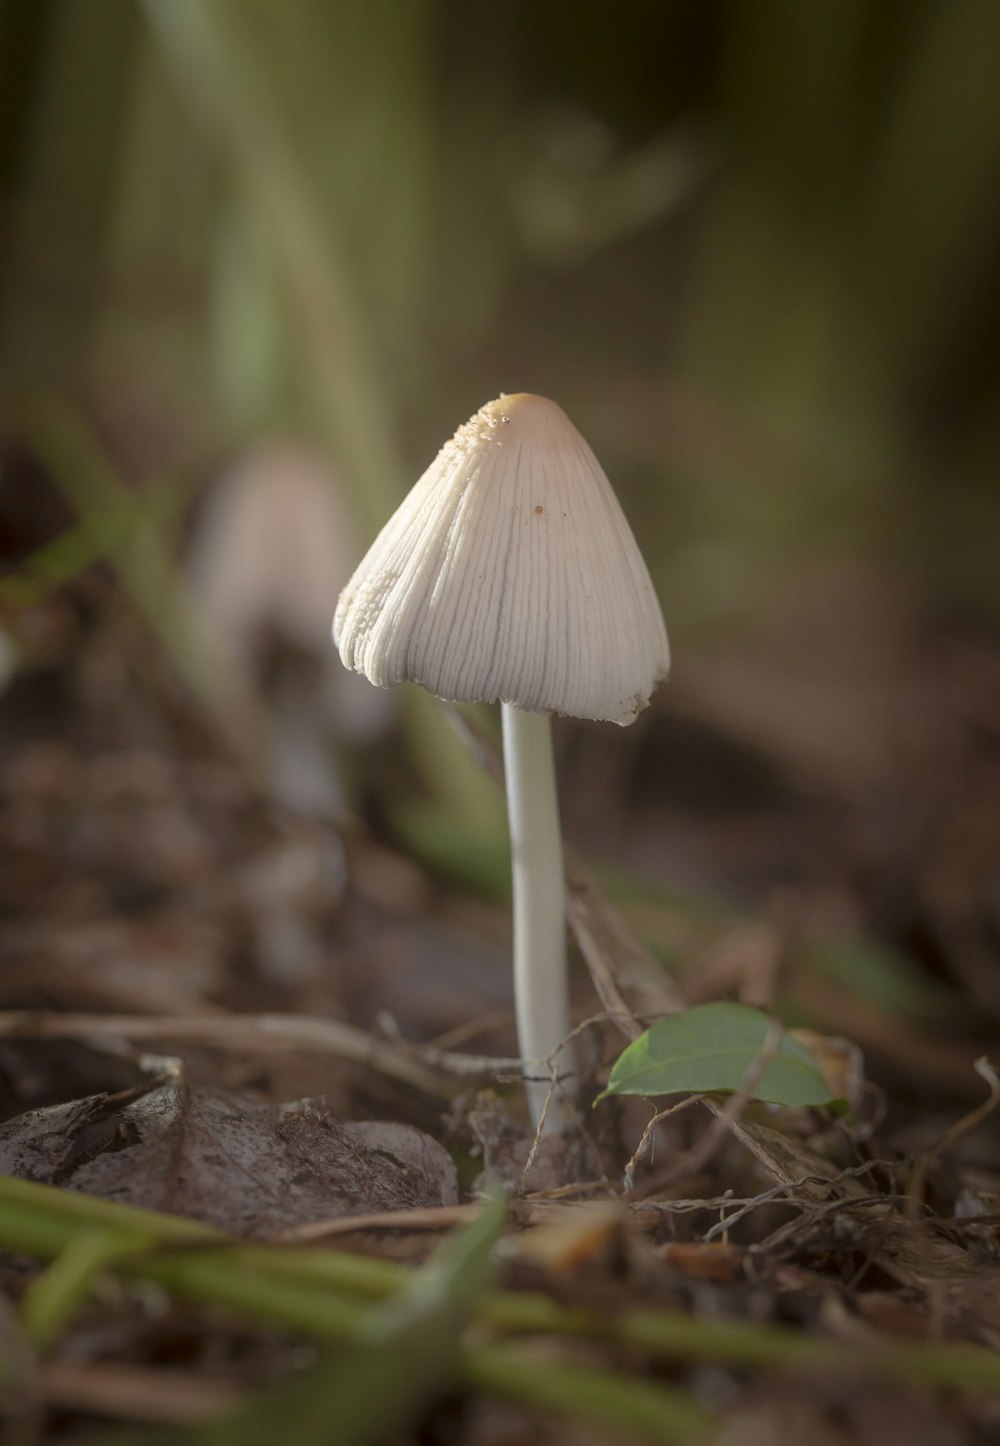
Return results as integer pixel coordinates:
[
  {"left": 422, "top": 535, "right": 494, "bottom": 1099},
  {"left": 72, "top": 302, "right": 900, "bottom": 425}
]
[{"left": 334, "top": 393, "right": 669, "bottom": 724}]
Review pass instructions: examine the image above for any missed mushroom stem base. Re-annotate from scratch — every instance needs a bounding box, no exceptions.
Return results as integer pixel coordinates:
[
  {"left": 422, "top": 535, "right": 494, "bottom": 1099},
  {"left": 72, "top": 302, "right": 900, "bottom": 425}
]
[{"left": 501, "top": 703, "right": 576, "bottom": 1134}]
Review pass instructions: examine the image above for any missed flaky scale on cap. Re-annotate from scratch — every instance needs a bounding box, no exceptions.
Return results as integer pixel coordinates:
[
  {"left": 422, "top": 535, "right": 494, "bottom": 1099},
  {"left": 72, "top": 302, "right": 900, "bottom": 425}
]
[{"left": 334, "top": 393, "right": 670, "bottom": 725}]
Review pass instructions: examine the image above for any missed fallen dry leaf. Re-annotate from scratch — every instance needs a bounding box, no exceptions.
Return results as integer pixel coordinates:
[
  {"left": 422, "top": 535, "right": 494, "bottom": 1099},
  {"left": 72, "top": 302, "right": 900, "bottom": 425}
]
[
  {"left": 661, "top": 1240, "right": 746, "bottom": 1283},
  {"left": 0, "top": 1071, "right": 457, "bottom": 1234}
]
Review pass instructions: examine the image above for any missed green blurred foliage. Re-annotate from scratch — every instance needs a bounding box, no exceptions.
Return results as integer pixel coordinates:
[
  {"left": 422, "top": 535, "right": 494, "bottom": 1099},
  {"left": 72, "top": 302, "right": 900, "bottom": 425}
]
[
  {"left": 0, "top": 0, "right": 995, "bottom": 1054},
  {"left": 1, "top": 0, "right": 998, "bottom": 615}
]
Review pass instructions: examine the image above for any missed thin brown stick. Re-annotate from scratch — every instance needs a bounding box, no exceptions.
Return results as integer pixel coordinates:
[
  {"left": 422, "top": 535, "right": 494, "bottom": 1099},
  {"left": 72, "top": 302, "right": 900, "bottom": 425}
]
[
  {"left": 906, "top": 1056, "right": 1000, "bottom": 1217},
  {"left": 271, "top": 1202, "right": 483, "bottom": 1243},
  {"left": 700, "top": 1159, "right": 893, "bottom": 1242},
  {"left": 756, "top": 1192, "right": 899, "bottom": 1255},
  {"left": 564, "top": 849, "right": 684, "bottom": 1038},
  {"left": 624, "top": 1097, "right": 704, "bottom": 1192},
  {"left": 39, "top": 1362, "right": 242, "bottom": 1425},
  {"left": 0, "top": 1011, "right": 521, "bottom": 1094}
]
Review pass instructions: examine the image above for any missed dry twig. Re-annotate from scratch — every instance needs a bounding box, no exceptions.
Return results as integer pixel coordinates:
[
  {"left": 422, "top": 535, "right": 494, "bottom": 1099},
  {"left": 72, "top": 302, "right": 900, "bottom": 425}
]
[
  {"left": 0, "top": 1011, "right": 522, "bottom": 1095},
  {"left": 906, "top": 1057, "right": 1000, "bottom": 1217}
]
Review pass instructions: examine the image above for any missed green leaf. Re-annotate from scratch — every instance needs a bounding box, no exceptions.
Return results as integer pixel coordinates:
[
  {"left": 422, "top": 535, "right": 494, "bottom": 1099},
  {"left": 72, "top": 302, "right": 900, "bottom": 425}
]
[{"left": 597, "top": 1002, "right": 840, "bottom": 1109}]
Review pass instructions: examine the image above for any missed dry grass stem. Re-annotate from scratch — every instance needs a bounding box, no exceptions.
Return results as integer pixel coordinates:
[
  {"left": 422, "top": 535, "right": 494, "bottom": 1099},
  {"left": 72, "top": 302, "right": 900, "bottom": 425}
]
[
  {"left": 39, "top": 1362, "right": 243, "bottom": 1425},
  {"left": 906, "top": 1057, "right": 1000, "bottom": 1217},
  {"left": 271, "top": 1203, "right": 483, "bottom": 1243},
  {"left": 0, "top": 1010, "right": 528, "bottom": 1094}
]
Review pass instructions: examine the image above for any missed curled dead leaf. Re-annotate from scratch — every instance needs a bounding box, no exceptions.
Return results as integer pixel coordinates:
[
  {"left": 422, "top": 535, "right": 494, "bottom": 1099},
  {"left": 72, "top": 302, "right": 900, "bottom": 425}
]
[{"left": 0, "top": 1074, "right": 457, "bottom": 1235}]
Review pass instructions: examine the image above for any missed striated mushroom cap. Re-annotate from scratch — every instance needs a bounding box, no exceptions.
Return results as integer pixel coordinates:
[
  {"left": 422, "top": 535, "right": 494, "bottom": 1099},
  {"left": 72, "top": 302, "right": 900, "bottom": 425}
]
[{"left": 334, "top": 393, "right": 669, "bottom": 724}]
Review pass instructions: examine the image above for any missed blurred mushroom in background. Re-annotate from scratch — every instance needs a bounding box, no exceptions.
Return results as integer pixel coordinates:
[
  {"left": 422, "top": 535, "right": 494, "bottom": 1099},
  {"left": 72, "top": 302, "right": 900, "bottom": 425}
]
[{"left": 188, "top": 441, "right": 393, "bottom": 819}]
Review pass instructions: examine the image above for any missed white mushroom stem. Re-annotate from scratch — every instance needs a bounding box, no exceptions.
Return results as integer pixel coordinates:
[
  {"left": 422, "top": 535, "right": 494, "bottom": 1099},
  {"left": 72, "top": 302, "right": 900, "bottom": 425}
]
[{"left": 501, "top": 702, "right": 576, "bottom": 1133}]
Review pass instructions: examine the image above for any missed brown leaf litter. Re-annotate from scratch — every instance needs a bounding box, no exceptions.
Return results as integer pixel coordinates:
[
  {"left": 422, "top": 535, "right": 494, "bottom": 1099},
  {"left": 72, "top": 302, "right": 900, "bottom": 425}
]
[{"left": 0, "top": 1064, "right": 457, "bottom": 1234}]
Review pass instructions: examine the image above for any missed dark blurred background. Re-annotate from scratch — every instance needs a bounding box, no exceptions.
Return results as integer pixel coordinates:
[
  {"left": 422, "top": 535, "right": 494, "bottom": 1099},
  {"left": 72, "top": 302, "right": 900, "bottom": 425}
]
[{"left": 1, "top": 0, "right": 998, "bottom": 1095}]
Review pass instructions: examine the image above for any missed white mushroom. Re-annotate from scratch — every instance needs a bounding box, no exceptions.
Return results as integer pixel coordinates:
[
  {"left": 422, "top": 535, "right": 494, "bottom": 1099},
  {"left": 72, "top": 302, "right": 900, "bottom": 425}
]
[{"left": 335, "top": 393, "right": 669, "bottom": 1132}]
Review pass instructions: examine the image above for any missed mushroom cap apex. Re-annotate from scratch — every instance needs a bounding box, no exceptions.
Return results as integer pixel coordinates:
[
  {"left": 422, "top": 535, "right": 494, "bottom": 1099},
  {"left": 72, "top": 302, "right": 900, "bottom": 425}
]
[
  {"left": 483, "top": 391, "right": 561, "bottom": 418},
  {"left": 334, "top": 393, "right": 669, "bottom": 723}
]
